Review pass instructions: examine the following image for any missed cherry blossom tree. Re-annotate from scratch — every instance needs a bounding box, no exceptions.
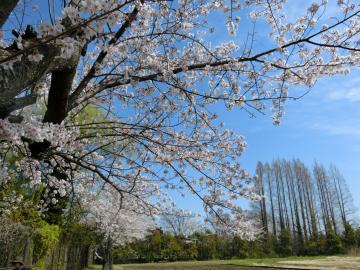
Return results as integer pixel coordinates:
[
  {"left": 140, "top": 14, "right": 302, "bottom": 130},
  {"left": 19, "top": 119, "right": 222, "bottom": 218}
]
[
  {"left": 77, "top": 182, "right": 155, "bottom": 270},
  {"left": 0, "top": 0, "right": 360, "bottom": 235}
]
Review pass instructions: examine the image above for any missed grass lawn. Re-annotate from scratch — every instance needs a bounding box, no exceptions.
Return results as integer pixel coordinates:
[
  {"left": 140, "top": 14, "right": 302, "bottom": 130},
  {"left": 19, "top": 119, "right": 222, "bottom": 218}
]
[
  {"left": 85, "top": 265, "right": 102, "bottom": 270},
  {"left": 109, "top": 256, "right": 327, "bottom": 269},
  {"left": 118, "top": 257, "right": 325, "bottom": 270}
]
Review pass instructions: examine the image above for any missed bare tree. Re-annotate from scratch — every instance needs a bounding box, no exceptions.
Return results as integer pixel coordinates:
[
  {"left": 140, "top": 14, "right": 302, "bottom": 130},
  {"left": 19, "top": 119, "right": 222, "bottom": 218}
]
[
  {"left": 255, "top": 162, "right": 269, "bottom": 234},
  {"left": 328, "top": 164, "right": 355, "bottom": 228},
  {"left": 265, "top": 162, "right": 277, "bottom": 236},
  {"left": 160, "top": 208, "right": 201, "bottom": 236}
]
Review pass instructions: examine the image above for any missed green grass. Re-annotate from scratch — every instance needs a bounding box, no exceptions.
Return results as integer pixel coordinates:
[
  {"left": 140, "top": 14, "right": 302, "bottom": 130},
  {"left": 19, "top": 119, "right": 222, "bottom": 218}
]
[
  {"left": 114, "top": 256, "right": 326, "bottom": 269},
  {"left": 85, "top": 265, "right": 102, "bottom": 270}
]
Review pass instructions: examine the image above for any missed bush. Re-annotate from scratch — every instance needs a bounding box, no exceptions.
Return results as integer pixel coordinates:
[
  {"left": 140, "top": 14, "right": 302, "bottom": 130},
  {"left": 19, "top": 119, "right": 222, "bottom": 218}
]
[
  {"left": 326, "top": 230, "right": 343, "bottom": 255},
  {"left": 342, "top": 223, "right": 357, "bottom": 250},
  {"left": 232, "top": 236, "right": 249, "bottom": 259},
  {"left": 304, "top": 239, "right": 321, "bottom": 256},
  {"left": 32, "top": 222, "right": 60, "bottom": 268},
  {"left": 275, "top": 229, "right": 292, "bottom": 257}
]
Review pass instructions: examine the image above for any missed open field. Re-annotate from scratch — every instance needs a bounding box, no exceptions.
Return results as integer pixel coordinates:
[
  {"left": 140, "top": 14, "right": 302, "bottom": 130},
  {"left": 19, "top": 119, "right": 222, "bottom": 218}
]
[
  {"left": 116, "top": 257, "right": 323, "bottom": 269},
  {"left": 276, "top": 256, "right": 360, "bottom": 269},
  {"left": 86, "top": 256, "right": 360, "bottom": 270}
]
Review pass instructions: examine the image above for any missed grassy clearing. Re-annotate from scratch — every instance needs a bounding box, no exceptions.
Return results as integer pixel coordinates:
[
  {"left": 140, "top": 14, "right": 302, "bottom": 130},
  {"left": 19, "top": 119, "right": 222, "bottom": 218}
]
[
  {"left": 276, "top": 256, "right": 360, "bottom": 269},
  {"left": 113, "top": 256, "right": 326, "bottom": 270},
  {"left": 85, "top": 265, "right": 102, "bottom": 270},
  {"left": 119, "top": 256, "right": 326, "bottom": 270}
]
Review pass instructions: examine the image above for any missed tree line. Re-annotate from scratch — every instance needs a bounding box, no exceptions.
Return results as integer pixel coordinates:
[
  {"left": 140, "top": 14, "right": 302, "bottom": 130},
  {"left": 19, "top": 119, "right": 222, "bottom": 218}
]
[
  {"left": 253, "top": 159, "right": 358, "bottom": 256},
  {"left": 113, "top": 159, "right": 360, "bottom": 264}
]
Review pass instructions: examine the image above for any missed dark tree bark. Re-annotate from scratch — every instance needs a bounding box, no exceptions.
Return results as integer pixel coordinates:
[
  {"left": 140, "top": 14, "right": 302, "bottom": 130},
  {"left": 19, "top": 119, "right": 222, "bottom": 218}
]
[
  {"left": 44, "top": 68, "right": 77, "bottom": 124},
  {"left": 0, "top": 0, "right": 19, "bottom": 28}
]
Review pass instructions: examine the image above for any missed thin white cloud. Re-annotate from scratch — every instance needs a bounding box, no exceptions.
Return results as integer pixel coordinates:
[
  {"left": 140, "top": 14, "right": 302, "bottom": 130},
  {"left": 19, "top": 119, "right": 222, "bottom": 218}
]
[
  {"left": 283, "top": 2, "right": 340, "bottom": 24},
  {"left": 327, "top": 88, "right": 360, "bottom": 102},
  {"left": 310, "top": 122, "right": 360, "bottom": 137},
  {"left": 308, "top": 122, "right": 360, "bottom": 153},
  {"left": 320, "top": 71, "right": 360, "bottom": 103}
]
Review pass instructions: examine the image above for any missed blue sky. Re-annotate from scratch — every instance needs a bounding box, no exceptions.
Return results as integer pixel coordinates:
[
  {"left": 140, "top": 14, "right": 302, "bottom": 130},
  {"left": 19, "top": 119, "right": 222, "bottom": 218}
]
[
  {"left": 178, "top": 68, "right": 360, "bottom": 216},
  {"left": 176, "top": 2, "right": 360, "bottom": 216},
  {"left": 237, "top": 70, "right": 360, "bottom": 210}
]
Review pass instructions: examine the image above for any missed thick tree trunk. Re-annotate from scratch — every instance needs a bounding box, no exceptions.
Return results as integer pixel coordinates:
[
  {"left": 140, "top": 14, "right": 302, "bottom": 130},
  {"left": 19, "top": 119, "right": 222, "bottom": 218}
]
[
  {"left": 102, "top": 237, "right": 113, "bottom": 270},
  {"left": 0, "top": 44, "right": 80, "bottom": 119},
  {"left": 43, "top": 68, "right": 77, "bottom": 124}
]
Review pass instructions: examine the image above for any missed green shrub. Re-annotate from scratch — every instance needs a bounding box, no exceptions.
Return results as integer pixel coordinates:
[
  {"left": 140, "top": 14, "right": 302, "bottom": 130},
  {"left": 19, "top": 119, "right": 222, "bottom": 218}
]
[
  {"left": 275, "top": 229, "right": 292, "bottom": 257},
  {"left": 33, "top": 221, "right": 61, "bottom": 269},
  {"left": 326, "top": 230, "right": 343, "bottom": 255}
]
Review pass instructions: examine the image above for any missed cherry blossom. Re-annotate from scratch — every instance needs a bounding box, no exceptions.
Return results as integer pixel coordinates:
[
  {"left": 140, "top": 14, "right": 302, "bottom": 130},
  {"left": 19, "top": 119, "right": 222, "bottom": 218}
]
[{"left": 0, "top": 0, "right": 359, "bottom": 237}]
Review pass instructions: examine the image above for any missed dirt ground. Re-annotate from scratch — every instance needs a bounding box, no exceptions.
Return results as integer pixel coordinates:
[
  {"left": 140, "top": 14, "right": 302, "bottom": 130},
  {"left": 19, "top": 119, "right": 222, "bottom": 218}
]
[
  {"left": 272, "top": 256, "right": 360, "bottom": 269},
  {"left": 120, "top": 266, "right": 292, "bottom": 270}
]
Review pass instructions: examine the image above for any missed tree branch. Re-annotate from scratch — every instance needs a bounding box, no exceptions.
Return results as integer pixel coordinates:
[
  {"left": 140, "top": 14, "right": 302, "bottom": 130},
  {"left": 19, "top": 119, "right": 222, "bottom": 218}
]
[
  {"left": 68, "top": 1, "right": 143, "bottom": 106},
  {"left": 2, "top": 94, "right": 37, "bottom": 118}
]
